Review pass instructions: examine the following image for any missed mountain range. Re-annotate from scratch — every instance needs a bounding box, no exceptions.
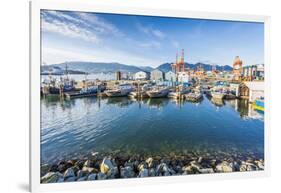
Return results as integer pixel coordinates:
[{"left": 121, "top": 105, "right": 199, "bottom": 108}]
[{"left": 41, "top": 61, "right": 233, "bottom": 74}]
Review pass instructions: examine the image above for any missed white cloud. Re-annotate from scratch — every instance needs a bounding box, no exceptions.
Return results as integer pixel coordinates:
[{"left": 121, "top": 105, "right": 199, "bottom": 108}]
[
  {"left": 152, "top": 29, "right": 165, "bottom": 39},
  {"left": 42, "top": 46, "right": 163, "bottom": 67},
  {"left": 138, "top": 41, "right": 161, "bottom": 48},
  {"left": 77, "top": 12, "right": 122, "bottom": 36},
  {"left": 137, "top": 23, "right": 166, "bottom": 39},
  {"left": 41, "top": 10, "right": 123, "bottom": 43},
  {"left": 171, "top": 40, "right": 179, "bottom": 48},
  {"left": 41, "top": 14, "right": 100, "bottom": 43}
]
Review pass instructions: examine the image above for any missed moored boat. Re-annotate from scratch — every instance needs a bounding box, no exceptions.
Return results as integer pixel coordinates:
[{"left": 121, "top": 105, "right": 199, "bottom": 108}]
[
  {"left": 253, "top": 98, "right": 264, "bottom": 111},
  {"left": 146, "top": 86, "right": 170, "bottom": 98},
  {"left": 211, "top": 91, "right": 225, "bottom": 99},
  {"left": 184, "top": 92, "right": 203, "bottom": 102},
  {"left": 65, "top": 86, "right": 102, "bottom": 99},
  {"left": 105, "top": 83, "right": 134, "bottom": 97}
]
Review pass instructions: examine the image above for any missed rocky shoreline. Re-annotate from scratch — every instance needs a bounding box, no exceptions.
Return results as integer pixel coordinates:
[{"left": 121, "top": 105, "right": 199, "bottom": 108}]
[{"left": 41, "top": 153, "right": 264, "bottom": 183}]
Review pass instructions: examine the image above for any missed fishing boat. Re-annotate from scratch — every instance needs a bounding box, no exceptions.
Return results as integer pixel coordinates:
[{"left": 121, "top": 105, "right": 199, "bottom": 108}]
[
  {"left": 128, "top": 84, "right": 151, "bottom": 98},
  {"left": 253, "top": 98, "right": 264, "bottom": 111},
  {"left": 211, "top": 91, "right": 225, "bottom": 99},
  {"left": 184, "top": 92, "right": 203, "bottom": 102},
  {"left": 211, "top": 97, "right": 225, "bottom": 107},
  {"left": 128, "top": 91, "right": 149, "bottom": 98},
  {"left": 168, "top": 85, "right": 190, "bottom": 99},
  {"left": 146, "top": 86, "right": 170, "bottom": 98},
  {"left": 65, "top": 86, "right": 101, "bottom": 99},
  {"left": 105, "top": 83, "right": 134, "bottom": 97}
]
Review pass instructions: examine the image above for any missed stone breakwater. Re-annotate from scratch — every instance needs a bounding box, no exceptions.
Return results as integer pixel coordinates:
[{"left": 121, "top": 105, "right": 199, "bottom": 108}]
[{"left": 41, "top": 154, "right": 264, "bottom": 183}]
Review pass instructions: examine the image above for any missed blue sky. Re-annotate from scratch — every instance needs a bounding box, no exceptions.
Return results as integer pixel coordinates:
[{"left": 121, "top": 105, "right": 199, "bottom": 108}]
[{"left": 41, "top": 10, "right": 264, "bottom": 67}]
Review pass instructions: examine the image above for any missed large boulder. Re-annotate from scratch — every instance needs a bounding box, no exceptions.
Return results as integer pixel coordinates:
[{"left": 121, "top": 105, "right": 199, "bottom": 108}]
[
  {"left": 87, "top": 173, "right": 97, "bottom": 181},
  {"left": 138, "top": 168, "right": 149, "bottom": 178},
  {"left": 97, "top": 172, "right": 107, "bottom": 180},
  {"left": 255, "top": 160, "right": 264, "bottom": 170},
  {"left": 240, "top": 161, "right": 259, "bottom": 171},
  {"left": 215, "top": 161, "right": 234, "bottom": 173},
  {"left": 145, "top": 157, "right": 154, "bottom": 168},
  {"left": 106, "top": 167, "right": 119, "bottom": 179},
  {"left": 100, "top": 158, "right": 114, "bottom": 174},
  {"left": 156, "top": 163, "right": 175, "bottom": 176},
  {"left": 63, "top": 168, "right": 75, "bottom": 179},
  {"left": 120, "top": 166, "right": 135, "bottom": 178},
  {"left": 41, "top": 172, "right": 64, "bottom": 183}
]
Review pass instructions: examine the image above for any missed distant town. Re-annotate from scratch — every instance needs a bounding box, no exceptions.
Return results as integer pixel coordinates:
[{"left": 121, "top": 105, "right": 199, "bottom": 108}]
[{"left": 41, "top": 49, "right": 264, "bottom": 108}]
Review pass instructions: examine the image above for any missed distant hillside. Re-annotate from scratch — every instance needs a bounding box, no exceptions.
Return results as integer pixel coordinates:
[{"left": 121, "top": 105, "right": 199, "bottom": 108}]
[
  {"left": 156, "top": 62, "right": 232, "bottom": 73},
  {"left": 41, "top": 61, "right": 233, "bottom": 75},
  {"left": 138, "top": 66, "right": 154, "bottom": 72},
  {"left": 45, "top": 61, "right": 143, "bottom": 74}
]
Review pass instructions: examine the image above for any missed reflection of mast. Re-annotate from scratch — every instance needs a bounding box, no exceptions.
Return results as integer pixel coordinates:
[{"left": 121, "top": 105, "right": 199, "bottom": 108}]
[{"left": 65, "top": 62, "right": 69, "bottom": 80}]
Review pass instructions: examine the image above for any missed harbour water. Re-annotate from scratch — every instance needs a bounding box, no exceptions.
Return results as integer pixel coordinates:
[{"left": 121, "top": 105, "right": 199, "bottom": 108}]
[{"left": 41, "top": 96, "right": 264, "bottom": 165}]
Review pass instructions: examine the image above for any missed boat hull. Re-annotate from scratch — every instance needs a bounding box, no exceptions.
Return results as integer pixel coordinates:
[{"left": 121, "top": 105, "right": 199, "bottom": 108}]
[{"left": 147, "top": 90, "right": 169, "bottom": 98}]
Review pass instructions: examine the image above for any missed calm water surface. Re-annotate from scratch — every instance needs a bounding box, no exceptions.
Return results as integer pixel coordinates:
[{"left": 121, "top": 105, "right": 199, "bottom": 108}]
[{"left": 41, "top": 96, "right": 264, "bottom": 164}]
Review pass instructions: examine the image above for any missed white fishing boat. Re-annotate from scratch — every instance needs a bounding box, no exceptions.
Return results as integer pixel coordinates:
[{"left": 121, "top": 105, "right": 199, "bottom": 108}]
[
  {"left": 168, "top": 85, "right": 190, "bottom": 99},
  {"left": 105, "top": 83, "right": 134, "bottom": 97},
  {"left": 184, "top": 92, "right": 203, "bottom": 102},
  {"left": 211, "top": 91, "right": 225, "bottom": 99},
  {"left": 146, "top": 86, "right": 170, "bottom": 98}
]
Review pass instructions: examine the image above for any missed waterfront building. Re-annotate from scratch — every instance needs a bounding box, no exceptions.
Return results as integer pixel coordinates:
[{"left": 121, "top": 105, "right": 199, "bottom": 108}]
[
  {"left": 134, "top": 71, "right": 150, "bottom": 80},
  {"left": 239, "top": 81, "right": 264, "bottom": 102},
  {"left": 242, "top": 64, "right": 264, "bottom": 81},
  {"left": 177, "top": 71, "right": 189, "bottom": 83},
  {"left": 232, "top": 56, "right": 243, "bottom": 81},
  {"left": 195, "top": 64, "right": 205, "bottom": 77},
  {"left": 151, "top": 69, "right": 164, "bottom": 82},
  {"left": 165, "top": 71, "right": 176, "bottom": 82},
  {"left": 256, "top": 64, "right": 264, "bottom": 80},
  {"left": 116, "top": 71, "right": 122, "bottom": 80}
]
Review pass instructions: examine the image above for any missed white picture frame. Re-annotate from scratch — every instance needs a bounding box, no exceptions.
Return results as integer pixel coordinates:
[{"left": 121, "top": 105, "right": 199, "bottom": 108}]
[{"left": 30, "top": 0, "right": 271, "bottom": 192}]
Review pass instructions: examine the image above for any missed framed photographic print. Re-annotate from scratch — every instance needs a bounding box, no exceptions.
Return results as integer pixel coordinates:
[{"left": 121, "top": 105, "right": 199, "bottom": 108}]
[{"left": 30, "top": 0, "right": 270, "bottom": 192}]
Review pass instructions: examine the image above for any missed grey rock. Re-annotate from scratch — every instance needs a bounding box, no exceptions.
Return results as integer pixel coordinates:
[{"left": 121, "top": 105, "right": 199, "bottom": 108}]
[
  {"left": 137, "top": 163, "right": 147, "bottom": 172},
  {"left": 120, "top": 166, "right": 135, "bottom": 178},
  {"left": 216, "top": 161, "right": 234, "bottom": 173},
  {"left": 41, "top": 172, "right": 64, "bottom": 183},
  {"left": 77, "top": 177, "right": 87, "bottom": 181},
  {"left": 156, "top": 163, "right": 173, "bottom": 176},
  {"left": 107, "top": 167, "right": 119, "bottom": 179},
  {"left": 97, "top": 172, "right": 107, "bottom": 180},
  {"left": 138, "top": 168, "right": 149, "bottom": 178},
  {"left": 198, "top": 168, "right": 214, "bottom": 173},
  {"left": 64, "top": 176, "right": 76, "bottom": 182},
  {"left": 145, "top": 157, "right": 154, "bottom": 168},
  {"left": 77, "top": 170, "right": 87, "bottom": 179},
  {"left": 87, "top": 173, "right": 97, "bottom": 181},
  {"left": 240, "top": 162, "right": 259, "bottom": 171},
  {"left": 255, "top": 160, "right": 264, "bottom": 170},
  {"left": 64, "top": 168, "right": 75, "bottom": 178},
  {"left": 84, "top": 160, "right": 94, "bottom": 168},
  {"left": 100, "top": 158, "right": 114, "bottom": 174},
  {"left": 149, "top": 168, "right": 156, "bottom": 177},
  {"left": 82, "top": 166, "right": 97, "bottom": 173}
]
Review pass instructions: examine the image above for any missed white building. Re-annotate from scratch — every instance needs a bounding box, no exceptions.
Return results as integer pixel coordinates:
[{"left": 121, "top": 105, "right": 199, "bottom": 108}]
[
  {"left": 165, "top": 71, "right": 176, "bottom": 82},
  {"left": 244, "top": 81, "right": 264, "bottom": 102},
  {"left": 134, "top": 71, "right": 150, "bottom": 80},
  {"left": 151, "top": 69, "right": 164, "bottom": 82},
  {"left": 177, "top": 72, "right": 189, "bottom": 83}
]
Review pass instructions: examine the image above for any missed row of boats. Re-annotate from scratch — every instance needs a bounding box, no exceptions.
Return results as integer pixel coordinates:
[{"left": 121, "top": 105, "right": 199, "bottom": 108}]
[{"left": 78, "top": 83, "right": 204, "bottom": 102}]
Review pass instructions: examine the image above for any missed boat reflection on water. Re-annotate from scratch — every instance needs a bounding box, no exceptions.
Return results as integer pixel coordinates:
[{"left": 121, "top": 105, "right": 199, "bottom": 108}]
[
  {"left": 226, "top": 99, "right": 264, "bottom": 120},
  {"left": 145, "top": 98, "right": 169, "bottom": 109},
  {"left": 106, "top": 97, "right": 134, "bottom": 107},
  {"left": 210, "top": 97, "right": 225, "bottom": 107}
]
